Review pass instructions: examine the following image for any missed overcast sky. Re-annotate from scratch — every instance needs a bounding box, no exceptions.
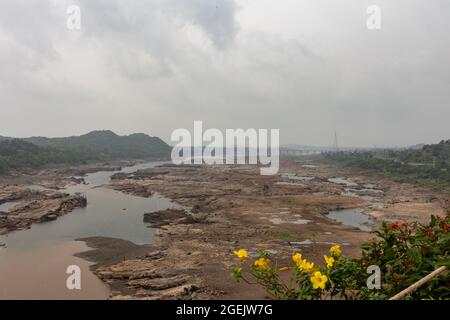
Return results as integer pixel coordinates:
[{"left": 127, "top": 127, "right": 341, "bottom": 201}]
[{"left": 0, "top": 0, "right": 449, "bottom": 147}]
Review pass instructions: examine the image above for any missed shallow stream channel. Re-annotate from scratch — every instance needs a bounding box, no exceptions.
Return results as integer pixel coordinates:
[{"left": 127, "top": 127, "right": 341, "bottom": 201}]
[{"left": 0, "top": 161, "right": 183, "bottom": 299}]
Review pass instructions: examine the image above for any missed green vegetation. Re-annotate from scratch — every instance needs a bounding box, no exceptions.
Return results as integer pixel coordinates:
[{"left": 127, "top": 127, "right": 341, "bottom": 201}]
[
  {"left": 231, "top": 214, "right": 449, "bottom": 300},
  {"left": 24, "top": 130, "right": 171, "bottom": 160},
  {"left": 323, "top": 140, "right": 450, "bottom": 189},
  {"left": 270, "top": 231, "right": 297, "bottom": 241},
  {"left": 0, "top": 131, "right": 171, "bottom": 174},
  {"left": 0, "top": 139, "right": 95, "bottom": 174}
]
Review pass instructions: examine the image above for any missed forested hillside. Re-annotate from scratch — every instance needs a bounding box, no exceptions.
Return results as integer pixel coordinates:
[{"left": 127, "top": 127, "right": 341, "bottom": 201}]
[
  {"left": 324, "top": 140, "right": 450, "bottom": 189},
  {"left": 0, "top": 139, "right": 97, "bottom": 173},
  {"left": 0, "top": 131, "right": 171, "bottom": 174}
]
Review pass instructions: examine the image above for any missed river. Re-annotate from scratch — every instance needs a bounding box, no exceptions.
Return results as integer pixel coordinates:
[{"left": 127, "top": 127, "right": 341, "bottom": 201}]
[{"left": 0, "top": 161, "right": 184, "bottom": 300}]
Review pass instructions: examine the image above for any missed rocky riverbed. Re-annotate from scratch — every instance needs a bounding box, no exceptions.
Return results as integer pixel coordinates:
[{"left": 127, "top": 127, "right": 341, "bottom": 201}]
[
  {"left": 1, "top": 157, "right": 448, "bottom": 300},
  {"left": 0, "top": 161, "right": 139, "bottom": 236},
  {"left": 0, "top": 161, "right": 144, "bottom": 235},
  {"left": 0, "top": 186, "right": 87, "bottom": 235},
  {"left": 96, "top": 158, "right": 449, "bottom": 299}
]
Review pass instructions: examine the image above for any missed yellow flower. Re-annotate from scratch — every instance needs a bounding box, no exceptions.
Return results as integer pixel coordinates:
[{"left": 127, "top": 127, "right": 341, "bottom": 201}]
[
  {"left": 310, "top": 271, "right": 328, "bottom": 290},
  {"left": 298, "top": 259, "right": 315, "bottom": 273},
  {"left": 233, "top": 249, "right": 249, "bottom": 262},
  {"left": 254, "top": 258, "right": 270, "bottom": 270},
  {"left": 292, "top": 252, "right": 303, "bottom": 265},
  {"left": 324, "top": 255, "right": 335, "bottom": 268},
  {"left": 330, "top": 245, "right": 342, "bottom": 257}
]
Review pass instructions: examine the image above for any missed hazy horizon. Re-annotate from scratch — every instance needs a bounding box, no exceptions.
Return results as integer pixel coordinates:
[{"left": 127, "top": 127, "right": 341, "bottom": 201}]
[
  {"left": 1, "top": 0, "right": 449, "bottom": 148},
  {"left": 0, "top": 128, "right": 434, "bottom": 149}
]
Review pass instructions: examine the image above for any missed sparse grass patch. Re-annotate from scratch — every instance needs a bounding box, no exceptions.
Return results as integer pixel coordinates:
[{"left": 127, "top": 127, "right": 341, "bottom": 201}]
[{"left": 270, "top": 231, "right": 297, "bottom": 241}]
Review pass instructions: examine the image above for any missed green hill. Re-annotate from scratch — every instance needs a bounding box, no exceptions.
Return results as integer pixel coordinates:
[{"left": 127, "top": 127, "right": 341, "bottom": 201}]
[
  {"left": 24, "top": 130, "right": 171, "bottom": 160},
  {"left": 397, "top": 140, "right": 450, "bottom": 165},
  {"left": 0, "top": 131, "right": 171, "bottom": 174},
  {"left": 0, "top": 139, "right": 95, "bottom": 174},
  {"left": 324, "top": 139, "right": 450, "bottom": 189}
]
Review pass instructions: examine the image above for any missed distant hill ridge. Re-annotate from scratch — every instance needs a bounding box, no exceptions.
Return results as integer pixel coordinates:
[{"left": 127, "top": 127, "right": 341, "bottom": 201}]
[
  {"left": 0, "top": 130, "right": 171, "bottom": 173},
  {"left": 324, "top": 139, "right": 450, "bottom": 189}
]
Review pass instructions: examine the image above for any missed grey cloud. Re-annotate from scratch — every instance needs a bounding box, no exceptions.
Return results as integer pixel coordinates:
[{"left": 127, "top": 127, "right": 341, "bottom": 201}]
[
  {"left": 0, "top": 0, "right": 60, "bottom": 73},
  {"left": 0, "top": 0, "right": 449, "bottom": 148},
  {"left": 164, "top": 0, "right": 240, "bottom": 49}
]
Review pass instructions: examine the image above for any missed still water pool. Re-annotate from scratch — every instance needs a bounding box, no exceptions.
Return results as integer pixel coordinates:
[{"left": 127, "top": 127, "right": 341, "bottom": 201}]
[{"left": 0, "top": 161, "right": 183, "bottom": 299}]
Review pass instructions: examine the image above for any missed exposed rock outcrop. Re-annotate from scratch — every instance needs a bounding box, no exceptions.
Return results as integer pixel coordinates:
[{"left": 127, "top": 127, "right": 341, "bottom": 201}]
[{"left": 0, "top": 185, "right": 87, "bottom": 235}]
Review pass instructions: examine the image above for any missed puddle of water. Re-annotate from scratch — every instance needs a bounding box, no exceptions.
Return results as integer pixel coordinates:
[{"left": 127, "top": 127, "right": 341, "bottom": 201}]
[
  {"left": 359, "top": 195, "right": 375, "bottom": 201},
  {"left": 292, "top": 239, "right": 313, "bottom": 245},
  {"left": 26, "top": 185, "right": 49, "bottom": 192},
  {"left": 359, "top": 188, "right": 384, "bottom": 194},
  {"left": 0, "top": 201, "right": 21, "bottom": 212},
  {"left": 341, "top": 190, "right": 375, "bottom": 202},
  {"left": 326, "top": 208, "right": 371, "bottom": 231},
  {"left": 340, "top": 185, "right": 384, "bottom": 201},
  {"left": 281, "top": 173, "right": 315, "bottom": 181},
  {"left": 268, "top": 218, "right": 311, "bottom": 225},
  {"left": 289, "top": 240, "right": 350, "bottom": 247},
  {"left": 313, "top": 192, "right": 330, "bottom": 196},
  {"left": 328, "top": 178, "right": 358, "bottom": 187},
  {"left": 276, "top": 182, "right": 304, "bottom": 186}
]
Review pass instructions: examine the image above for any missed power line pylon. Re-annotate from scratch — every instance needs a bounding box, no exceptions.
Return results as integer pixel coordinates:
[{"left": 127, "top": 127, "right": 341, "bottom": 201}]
[{"left": 333, "top": 132, "right": 339, "bottom": 151}]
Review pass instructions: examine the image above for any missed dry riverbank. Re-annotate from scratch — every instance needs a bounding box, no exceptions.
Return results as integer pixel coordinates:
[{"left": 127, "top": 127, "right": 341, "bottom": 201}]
[
  {"left": 94, "top": 158, "right": 448, "bottom": 299},
  {"left": 1, "top": 157, "right": 447, "bottom": 299}
]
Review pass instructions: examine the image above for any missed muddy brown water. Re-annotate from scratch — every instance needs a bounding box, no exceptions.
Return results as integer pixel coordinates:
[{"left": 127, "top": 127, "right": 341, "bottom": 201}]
[{"left": 0, "top": 161, "right": 185, "bottom": 300}]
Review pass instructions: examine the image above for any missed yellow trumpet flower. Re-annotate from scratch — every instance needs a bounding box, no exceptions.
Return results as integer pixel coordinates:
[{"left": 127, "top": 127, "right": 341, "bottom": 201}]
[
  {"left": 329, "top": 244, "right": 342, "bottom": 257},
  {"left": 324, "top": 255, "right": 335, "bottom": 268},
  {"left": 233, "top": 249, "right": 249, "bottom": 262},
  {"left": 292, "top": 252, "right": 302, "bottom": 265},
  {"left": 298, "top": 259, "right": 314, "bottom": 273},
  {"left": 310, "top": 271, "right": 328, "bottom": 290},
  {"left": 254, "top": 258, "right": 270, "bottom": 270}
]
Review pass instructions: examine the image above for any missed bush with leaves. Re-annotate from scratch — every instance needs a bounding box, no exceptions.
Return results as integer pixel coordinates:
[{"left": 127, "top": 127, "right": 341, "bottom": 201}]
[
  {"left": 231, "top": 213, "right": 449, "bottom": 300},
  {"left": 358, "top": 214, "right": 449, "bottom": 299}
]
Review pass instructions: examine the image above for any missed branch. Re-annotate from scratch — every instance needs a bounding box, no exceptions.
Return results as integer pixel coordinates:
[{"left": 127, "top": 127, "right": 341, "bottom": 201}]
[{"left": 389, "top": 266, "right": 447, "bottom": 300}]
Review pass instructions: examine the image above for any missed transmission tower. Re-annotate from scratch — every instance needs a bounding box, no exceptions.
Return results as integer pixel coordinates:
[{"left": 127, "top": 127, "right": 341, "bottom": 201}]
[{"left": 333, "top": 132, "right": 339, "bottom": 151}]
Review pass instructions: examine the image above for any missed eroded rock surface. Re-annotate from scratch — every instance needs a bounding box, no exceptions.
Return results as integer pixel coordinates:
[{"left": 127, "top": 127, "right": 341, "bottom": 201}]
[
  {"left": 0, "top": 185, "right": 86, "bottom": 235},
  {"left": 101, "top": 159, "right": 449, "bottom": 299}
]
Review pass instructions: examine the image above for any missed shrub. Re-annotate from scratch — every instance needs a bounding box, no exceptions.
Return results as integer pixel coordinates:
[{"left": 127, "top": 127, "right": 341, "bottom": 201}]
[{"left": 231, "top": 214, "right": 449, "bottom": 300}]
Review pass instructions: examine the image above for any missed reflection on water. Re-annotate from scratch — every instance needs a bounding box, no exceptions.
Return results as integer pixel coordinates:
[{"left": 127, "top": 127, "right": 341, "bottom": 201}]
[
  {"left": 281, "top": 173, "right": 315, "bottom": 181},
  {"left": 0, "top": 161, "right": 183, "bottom": 299},
  {"left": 328, "top": 177, "right": 358, "bottom": 187},
  {"left": 268, "top": 217, "right": 311, "bottom": 225},
  {"left": 0, "top": 241, "right": 109, "bottom": 300},
  {"left": 0, "top": 201, "right": 21, "bottom": 212},
  {"left": 326, "top": 208, "right": 371, "bottom": 231},
  {"left": 341, "top": 190, "right": 375, "bottom": 202}
]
